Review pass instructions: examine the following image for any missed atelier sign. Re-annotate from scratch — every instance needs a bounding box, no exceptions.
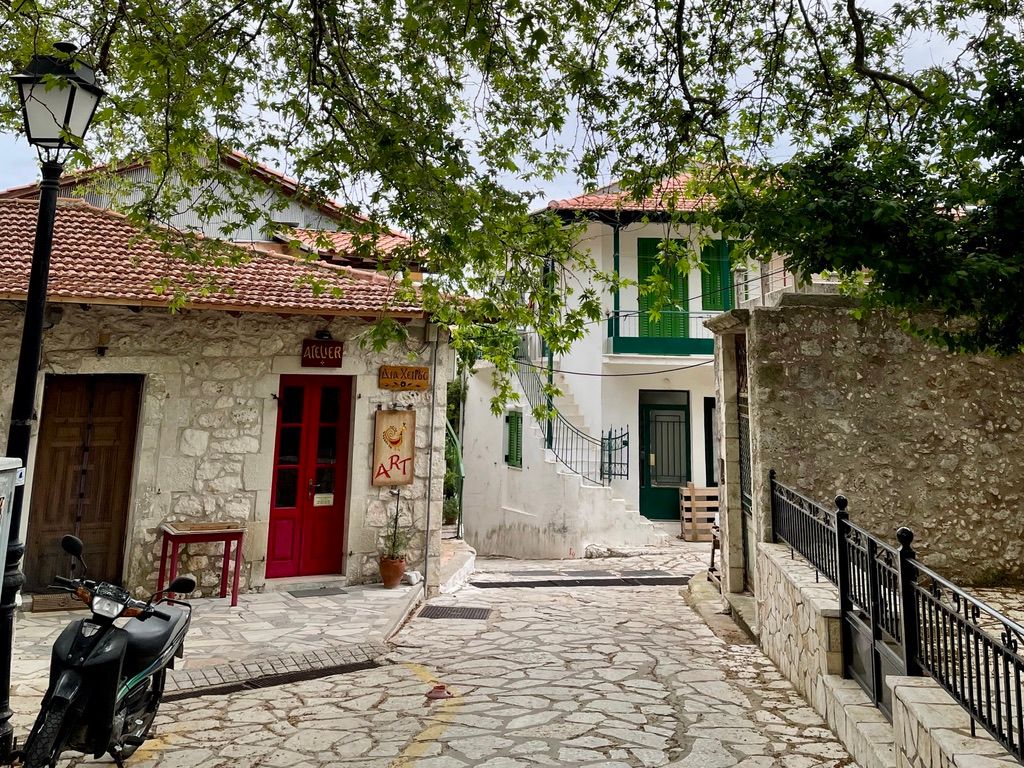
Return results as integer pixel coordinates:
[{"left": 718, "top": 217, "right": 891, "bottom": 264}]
[
  {"left": 378, "top": 365, "right": 430, "bottom": 391},
  {"left": 301, "top": 338, "right": 344, "bottom": 368},
  {"left": 371, "top": 409, "right": 416, "bottom": 486}
]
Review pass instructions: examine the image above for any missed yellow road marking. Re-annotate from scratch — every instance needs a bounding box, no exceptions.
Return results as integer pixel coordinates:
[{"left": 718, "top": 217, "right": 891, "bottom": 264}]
[{"left": 389, "top": 663, "right": 462, "bottom": 767}]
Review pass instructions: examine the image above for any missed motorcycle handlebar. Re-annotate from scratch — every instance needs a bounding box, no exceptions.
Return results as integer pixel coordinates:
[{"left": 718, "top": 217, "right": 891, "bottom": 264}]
[
  {"left": 151, "top": 608, "right": 172, "bottom": 621},
  {"left": 52, "top": 575, "right": 76, "bottom": 586}
]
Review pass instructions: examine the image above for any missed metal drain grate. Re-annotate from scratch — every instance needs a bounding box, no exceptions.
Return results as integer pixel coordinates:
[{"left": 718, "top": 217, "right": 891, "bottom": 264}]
[
  {"left": 288, "top": 587, "right": 348, "bottom": 598},
  {"left": 419, "top": 605, "right": 492, "bottom": 620},
  {"left": 469, "top": 575, "right": 692, "bottom": 589}
]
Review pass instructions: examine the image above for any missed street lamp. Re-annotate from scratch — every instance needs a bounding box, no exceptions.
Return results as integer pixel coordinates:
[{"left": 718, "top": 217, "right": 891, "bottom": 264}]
[{"left": 0, "top": 42, "right": 104, "bottom": 759}]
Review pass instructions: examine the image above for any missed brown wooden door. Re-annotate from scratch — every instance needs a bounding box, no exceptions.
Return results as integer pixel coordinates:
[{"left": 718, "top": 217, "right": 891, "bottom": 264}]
[
  {"left": 267, "top": 376, "right": 351, "bottom": 579},
  {"left": 25, "top": 375, "right": 142, "bottom": 592}
]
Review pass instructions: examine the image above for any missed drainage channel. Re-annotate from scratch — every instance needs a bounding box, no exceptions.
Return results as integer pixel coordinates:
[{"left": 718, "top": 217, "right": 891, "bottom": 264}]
[
  {"left": 469, "top": 575, "right": 692, "bottom": 589},
  {"left": 164, "top": 659, "right": 380, "bottom": 702}
]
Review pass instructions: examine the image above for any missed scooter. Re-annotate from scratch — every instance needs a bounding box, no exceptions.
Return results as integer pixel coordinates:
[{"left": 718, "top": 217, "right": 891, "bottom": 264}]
[{"left": 18, "top": 535, "right": 196, "bottom": 768}]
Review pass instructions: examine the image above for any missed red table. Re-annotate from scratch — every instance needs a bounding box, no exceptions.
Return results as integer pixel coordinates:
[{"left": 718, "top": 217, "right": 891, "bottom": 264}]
[{"left": 158, "top": 522, "right": 245, "bottom": 607}]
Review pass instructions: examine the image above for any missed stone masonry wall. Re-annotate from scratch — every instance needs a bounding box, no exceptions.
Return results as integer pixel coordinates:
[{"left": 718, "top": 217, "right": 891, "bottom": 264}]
[
  {"left": 747, "top": 297, "right": 1024, "bottom": 586},
  {"left": 0, "top": 302, "right": 447, "bottom": 596},
  {"left": 756, "top": 542, "right": 843, "bottom": 717}
]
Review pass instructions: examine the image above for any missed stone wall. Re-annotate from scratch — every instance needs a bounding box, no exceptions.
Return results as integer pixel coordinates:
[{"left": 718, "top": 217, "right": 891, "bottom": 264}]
[
  {"left": 0, "top": 302, "right": 447, "bottom": 596},
  {"left": 757, "top": 542, "right": 1017, "bottom": 768},
  {"left": 756, "top": 542, "right": 843, "bottom": 715},
  {"left": 746, "top": 296, "right": 1024, "bottom": 585},
  {"left": 889, "top": 676, "right": 1017, "bottom": 768}
]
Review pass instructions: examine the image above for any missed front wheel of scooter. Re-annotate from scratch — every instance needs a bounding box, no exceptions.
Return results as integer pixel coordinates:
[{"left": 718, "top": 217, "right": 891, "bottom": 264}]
[{"left": 22, "top": 702, "right": 70, "bottom": 768}]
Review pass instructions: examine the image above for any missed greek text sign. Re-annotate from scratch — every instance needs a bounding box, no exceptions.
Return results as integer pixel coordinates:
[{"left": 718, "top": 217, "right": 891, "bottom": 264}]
[
  {"left": 378, "top": 365, "right": 430, "bottom": 391},
  {"left": 301, "top": 338, "right": 344, "bottom": 368},
  {"left": 371, "top": 409, "right": 416, "bottom": 486}
]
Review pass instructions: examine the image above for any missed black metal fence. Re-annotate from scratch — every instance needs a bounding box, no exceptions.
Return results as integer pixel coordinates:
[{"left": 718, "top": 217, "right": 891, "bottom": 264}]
[
  {"left": 770, "top": 470, "right": 1024, "bottom": 761},
  {"left": 514, "top": 333, "right": 629, "bottom": 485}
]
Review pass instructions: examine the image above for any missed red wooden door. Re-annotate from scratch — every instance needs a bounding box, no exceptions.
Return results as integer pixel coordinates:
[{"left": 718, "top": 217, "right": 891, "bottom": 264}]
[
  {"left": 267, "top": 376, "right": 352, "bottom": 578},
  {"left": 25, "top": 375, "right": 142, "bottom": 592}
]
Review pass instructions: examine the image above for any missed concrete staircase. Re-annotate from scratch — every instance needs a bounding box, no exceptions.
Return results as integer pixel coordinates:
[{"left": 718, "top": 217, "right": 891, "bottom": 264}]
[{"left": 518, "top": 375, "right": 669, "bottom": 550}]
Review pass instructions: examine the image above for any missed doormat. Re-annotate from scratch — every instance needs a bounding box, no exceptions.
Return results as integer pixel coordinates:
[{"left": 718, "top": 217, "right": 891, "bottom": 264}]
[
  {"left": 288, "top": 587, "right": 348, "bottom": 598},
  {"left": 418, "top": 605, "right": 492, "bottom": 620},
  {"left": 29, "top": 593, "right": 89, "bottom": 612}
]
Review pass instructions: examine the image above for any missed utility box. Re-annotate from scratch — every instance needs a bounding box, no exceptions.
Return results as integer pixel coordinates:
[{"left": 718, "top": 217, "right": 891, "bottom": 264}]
[{"left": 0, "top": 458, "right": 23, "bottom": 566}]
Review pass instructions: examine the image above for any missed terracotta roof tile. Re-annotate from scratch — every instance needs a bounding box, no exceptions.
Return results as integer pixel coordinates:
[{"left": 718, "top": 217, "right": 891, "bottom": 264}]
[
  {"left": 0, "top": 199, "right": 422, "bottom": 317},
  {"left": 547, "top": 174, "right": 711, "bottom": 214},
  {"left": 286, "top": 228, "right": 411, "bottom": 255}
]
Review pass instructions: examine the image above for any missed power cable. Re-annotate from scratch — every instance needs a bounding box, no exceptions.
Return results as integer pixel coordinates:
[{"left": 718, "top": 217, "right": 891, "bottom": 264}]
[{"left": 516, "top": 358, "right": 714, "bottom": 378}]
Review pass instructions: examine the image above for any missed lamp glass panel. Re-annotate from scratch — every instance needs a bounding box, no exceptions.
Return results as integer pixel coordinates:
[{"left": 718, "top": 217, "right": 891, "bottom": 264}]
[
  {"left": 19, "top": 81, "right": 74, "bottom": 147},
  {"left": 66, "top": 84, "right": 100, "bottom": 140}
]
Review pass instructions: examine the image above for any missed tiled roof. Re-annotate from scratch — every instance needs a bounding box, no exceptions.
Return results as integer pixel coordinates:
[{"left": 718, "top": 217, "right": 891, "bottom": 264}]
[
  {"left": 285, "top": 228, "right": 411, "bottom": 256},
  {"left": 547, "top": 175, "right": 711, "bottom": 215},
  {"left": 0, "top": 199, "right": 422, "bottom": 317}
]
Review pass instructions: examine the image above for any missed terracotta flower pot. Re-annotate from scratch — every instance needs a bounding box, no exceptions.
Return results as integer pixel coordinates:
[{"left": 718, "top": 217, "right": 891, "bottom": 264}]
[{"left": 379, "top": 556, "right": 407, "bottom": 588}]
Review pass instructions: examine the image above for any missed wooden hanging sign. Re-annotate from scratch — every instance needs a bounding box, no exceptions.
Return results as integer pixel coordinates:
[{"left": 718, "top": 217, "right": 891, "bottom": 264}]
[
  {"left": 301, "top": 338, "right": 344, "bottom": 368},
  {"left": 371, "top": 409, "right": 416, "bottom": 486},
  {"left": 378, "top": 365, "right": 430, "bottom": 391}
]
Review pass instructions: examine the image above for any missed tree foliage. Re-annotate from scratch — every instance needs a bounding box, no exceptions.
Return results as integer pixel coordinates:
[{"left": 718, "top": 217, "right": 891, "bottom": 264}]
[{"left": 1, "top": 0, "right": 1022, "bottom": 357}]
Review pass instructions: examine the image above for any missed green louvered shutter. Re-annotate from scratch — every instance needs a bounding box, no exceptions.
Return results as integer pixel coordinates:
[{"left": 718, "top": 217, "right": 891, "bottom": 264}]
[
  {"left": 638, "top": 238, "right": 689, "bottom": 338},
  {"left": 505, "top": 411, "right": 523, "bottom": 468},
  {"left": 701, "top": 240, "right": 734, "bottom": 311}
]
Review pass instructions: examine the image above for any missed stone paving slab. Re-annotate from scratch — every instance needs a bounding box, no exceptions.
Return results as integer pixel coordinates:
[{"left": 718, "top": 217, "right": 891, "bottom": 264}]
[
  {"left": 39, "top": 555, "right": 862, "bottom": 767},
  {"left": 471, "top": 539, "right": 710, "bottom": 583},
  {"left": 9, "top": 581, "right": 421, "bottom": 719}
]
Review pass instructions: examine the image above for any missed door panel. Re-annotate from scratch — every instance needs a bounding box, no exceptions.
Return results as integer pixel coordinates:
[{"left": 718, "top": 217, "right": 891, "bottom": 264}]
[
  {"left": 267, "top": 376, "right": 351, "bottom": 578},
  {"left": 639, "top": 404, "right": 691, "bottom": 520},
  {"left": 25, "top": 375, "right": 142, "bottom": 592}
]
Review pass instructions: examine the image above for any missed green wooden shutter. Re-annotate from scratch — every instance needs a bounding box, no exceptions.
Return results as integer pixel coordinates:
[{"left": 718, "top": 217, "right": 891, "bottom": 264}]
[
  {"left": 505, "top": 411, "right": 523, "bottom": 468},
  {"left": 638, "top": 238, "right": 689, "bottom": 338},
  {"left": 701, "top": 240, "right": 734, "bottom": 311}
]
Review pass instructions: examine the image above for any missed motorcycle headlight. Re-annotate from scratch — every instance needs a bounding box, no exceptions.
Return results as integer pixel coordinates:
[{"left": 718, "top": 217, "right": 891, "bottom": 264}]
[{"left": 92, "top": 596, "right": 126, "bottom": 619}]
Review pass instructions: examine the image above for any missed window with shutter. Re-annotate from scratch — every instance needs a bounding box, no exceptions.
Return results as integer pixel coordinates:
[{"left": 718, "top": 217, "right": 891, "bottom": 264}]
[
  {"left": 505, "top": 410, "right": 523, "bottom": 468},
  {"left": 637, "top": 238, "right": 689, "bottom": 338},
  {"left": 701, "top": 240, "right": 734, "bottom": 311}
]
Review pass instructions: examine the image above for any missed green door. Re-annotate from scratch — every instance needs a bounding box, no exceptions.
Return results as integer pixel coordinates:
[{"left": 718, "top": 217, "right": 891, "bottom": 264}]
[
  {"left": 638, "top": 238, "right": 689, "bottom": 338},
  {"left": 639, "top": 404, "right": 691, "bottom": 520}
]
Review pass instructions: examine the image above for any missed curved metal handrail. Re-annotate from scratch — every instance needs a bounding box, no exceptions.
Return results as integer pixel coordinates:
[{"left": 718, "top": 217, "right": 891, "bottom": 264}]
[{"left": 513, "top": 333, "right": 628, "bottom": 485}]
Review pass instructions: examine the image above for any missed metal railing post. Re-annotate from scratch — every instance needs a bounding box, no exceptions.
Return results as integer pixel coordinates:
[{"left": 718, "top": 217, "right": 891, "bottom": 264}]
[
  {"left": 835, "top": 495, "right": 853, "bottom": 679},
  {"left": 866, "top": 534, "right": 884, "bottom": 706},
  {"left": 897, "top": 527, "right": 923, "bottom": 677},
  {"left": 769, "top": 469, "right": 778, "bottom": 542}
]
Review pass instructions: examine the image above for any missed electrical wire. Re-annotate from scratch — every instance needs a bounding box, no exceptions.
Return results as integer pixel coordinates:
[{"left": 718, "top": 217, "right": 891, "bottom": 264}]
[{"left": 516, "top": 358, "right": 715, "bottom": 378}]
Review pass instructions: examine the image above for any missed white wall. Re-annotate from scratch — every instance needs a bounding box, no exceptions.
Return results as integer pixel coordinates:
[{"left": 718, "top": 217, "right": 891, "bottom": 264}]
[{"left": 462, "top": 362, "right": 665, "bottom": 558}]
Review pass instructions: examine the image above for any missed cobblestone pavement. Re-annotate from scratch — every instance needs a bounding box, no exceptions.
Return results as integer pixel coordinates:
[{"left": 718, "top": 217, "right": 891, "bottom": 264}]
[
  {"left": 39, "top": 551, "right": 859, "bottom": 768},
  {"left": 11, "top": 582, "right": 418, "bottom": 707},
  {"left": 471, "top": 539, "right": 711, "bottom": 583}
]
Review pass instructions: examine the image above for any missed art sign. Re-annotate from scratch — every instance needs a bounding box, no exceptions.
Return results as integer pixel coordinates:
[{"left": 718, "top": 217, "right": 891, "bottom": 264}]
[
  {"left": 300, "top": 338, "right": 344, "bottom": 368},
  {"left": 371, "top": 409, "right": 416, "bottom": 486},
  {"left": 378, "top": 365, "right": 430, "bottom": 391}
]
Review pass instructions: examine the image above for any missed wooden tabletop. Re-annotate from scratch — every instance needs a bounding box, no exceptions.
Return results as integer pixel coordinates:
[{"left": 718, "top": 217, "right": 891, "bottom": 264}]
[{"left": 160, "top": 521, "right": 246, "bottom": 536}]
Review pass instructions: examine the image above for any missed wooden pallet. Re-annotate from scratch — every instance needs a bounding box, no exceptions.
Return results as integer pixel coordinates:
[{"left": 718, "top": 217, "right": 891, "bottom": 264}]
[{"left": 679, "top": 483, "right": 719, "bottom": 542}]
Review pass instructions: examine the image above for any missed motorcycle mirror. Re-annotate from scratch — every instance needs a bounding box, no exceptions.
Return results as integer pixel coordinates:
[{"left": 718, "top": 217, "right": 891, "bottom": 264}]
[
  {"left": 167, "top": 575, "right": 196, "bottom": 594},
  {"left": 60, "top": 535, "right": 84, "bottom": 559}
]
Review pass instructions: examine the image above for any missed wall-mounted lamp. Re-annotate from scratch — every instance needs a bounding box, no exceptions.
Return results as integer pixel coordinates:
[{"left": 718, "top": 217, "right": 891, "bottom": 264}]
[
  {"left": 314, "top": 329, "right": 333, "bottom": 340},
  {"left": 96, "top": 330, "right": 110, "bottom": 357}
]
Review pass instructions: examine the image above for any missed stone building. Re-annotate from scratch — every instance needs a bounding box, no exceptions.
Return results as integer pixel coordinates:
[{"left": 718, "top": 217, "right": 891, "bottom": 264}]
[
  {"left": 709, "top": 292, "right": 1024, "bottom": 620},
  {"left": 0, "top": 197, "right": 448, "bottom": 598}
]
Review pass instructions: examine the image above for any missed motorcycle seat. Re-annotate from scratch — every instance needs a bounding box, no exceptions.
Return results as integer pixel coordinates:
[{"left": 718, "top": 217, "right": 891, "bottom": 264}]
[{"left": 122, "top": 605, "right": 188, "bottom": 665}]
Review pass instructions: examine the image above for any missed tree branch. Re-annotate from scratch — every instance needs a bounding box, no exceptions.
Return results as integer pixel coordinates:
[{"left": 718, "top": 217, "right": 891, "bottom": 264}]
[{"left": 846, "top": 0, "right": 929, "bottom": 101}]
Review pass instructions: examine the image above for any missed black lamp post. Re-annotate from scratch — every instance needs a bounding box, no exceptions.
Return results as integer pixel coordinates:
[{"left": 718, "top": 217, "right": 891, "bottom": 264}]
[{"left": 0, "top": 42, "right": 104, "bottom": 758}]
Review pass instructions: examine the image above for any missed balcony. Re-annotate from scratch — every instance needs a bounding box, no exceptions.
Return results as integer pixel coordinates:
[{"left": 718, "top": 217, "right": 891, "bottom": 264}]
[{"left": 605, "top": 310, "right": 717, "bottom": 356}]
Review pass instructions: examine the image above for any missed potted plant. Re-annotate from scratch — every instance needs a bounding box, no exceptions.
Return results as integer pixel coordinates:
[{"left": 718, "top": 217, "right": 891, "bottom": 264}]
[{"left": 379, "top": 504, "right": 411, "bottom": 588}]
